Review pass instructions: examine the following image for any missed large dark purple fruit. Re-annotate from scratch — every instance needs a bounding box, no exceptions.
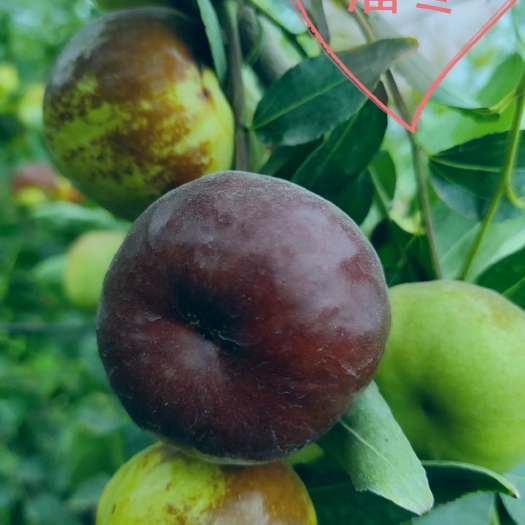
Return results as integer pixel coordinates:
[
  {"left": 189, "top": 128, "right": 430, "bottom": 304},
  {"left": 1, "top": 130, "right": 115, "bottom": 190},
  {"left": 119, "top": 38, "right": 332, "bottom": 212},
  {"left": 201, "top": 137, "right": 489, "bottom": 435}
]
[{"left": 96, "top": 171, "right": 390, "bottom": 463}]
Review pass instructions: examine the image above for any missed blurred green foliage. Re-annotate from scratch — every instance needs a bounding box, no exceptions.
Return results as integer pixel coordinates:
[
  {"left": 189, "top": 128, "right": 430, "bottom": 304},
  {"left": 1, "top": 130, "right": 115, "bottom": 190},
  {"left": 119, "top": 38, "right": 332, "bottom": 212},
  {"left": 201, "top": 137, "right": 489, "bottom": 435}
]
[{"left": 1, "top": 3, "right": 154, "bottom": 524}]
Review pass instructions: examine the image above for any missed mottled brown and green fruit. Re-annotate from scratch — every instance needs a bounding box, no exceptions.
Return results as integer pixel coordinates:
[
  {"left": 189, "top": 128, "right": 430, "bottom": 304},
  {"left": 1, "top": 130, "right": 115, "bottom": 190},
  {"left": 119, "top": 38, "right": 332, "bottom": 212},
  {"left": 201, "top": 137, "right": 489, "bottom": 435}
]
[
  {"left": 96, "top": 442, "right": 317, "bottom": 525},
  {"left": 43, "top": 8, "right": 234, "bottom": 220},
  {"left": 375, "top": 280, "right": 525, "bottom": 473},
  {"left": 96, "top": 171, "right": 391, "bottom": 463}
]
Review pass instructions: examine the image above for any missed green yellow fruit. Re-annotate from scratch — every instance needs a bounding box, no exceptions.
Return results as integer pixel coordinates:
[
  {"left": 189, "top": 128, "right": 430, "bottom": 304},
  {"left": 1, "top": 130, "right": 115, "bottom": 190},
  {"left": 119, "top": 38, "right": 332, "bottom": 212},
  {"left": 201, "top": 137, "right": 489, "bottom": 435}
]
[
  {"left": 0, "top": 62, "right": 19, "bottom": 101},
  {"left": 375, "top": 280, "right": 525, "bottom": 473},
  {"left": 44, "top": 8, "right": 234, "bottom": 220},
  {"left": 64, "top": 230, "right": 127, "bottom": 309},
  {"left": 96, "top": 442, "right": 318, "bottom": 525}
]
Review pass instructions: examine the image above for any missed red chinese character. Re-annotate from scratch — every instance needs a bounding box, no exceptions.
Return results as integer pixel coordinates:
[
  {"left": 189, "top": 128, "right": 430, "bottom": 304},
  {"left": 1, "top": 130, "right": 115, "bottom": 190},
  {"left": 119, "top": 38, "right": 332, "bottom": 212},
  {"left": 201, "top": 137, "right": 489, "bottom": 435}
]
[
  {"left": 416, "top": 0, "right": 451, "bottom": 13},
  {"left": 348, "top": 0, "right": 397, "bottom": 14}
]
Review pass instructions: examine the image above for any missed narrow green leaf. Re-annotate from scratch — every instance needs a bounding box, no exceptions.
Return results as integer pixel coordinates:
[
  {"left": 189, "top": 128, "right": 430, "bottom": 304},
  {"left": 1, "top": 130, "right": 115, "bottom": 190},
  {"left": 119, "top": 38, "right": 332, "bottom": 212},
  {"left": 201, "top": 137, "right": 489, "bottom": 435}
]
[
  {"left": 371, "top": 220, "right": 433, "bottom": 286},
  {"left": 476, "top": 54, "right": 525, "bottom": 110},
  {"left": 292, "top": 83, "right": 387, "bottom": 201},
  {"left": 411, "top": 493, "right": 495, "bottom": 525},
  {"left": 252, "top": 38, "right": 417, "bottom": 145},
  {"left": 258, "top": 140, "right": 323, "bottom": 179},
  {"left": 370, "top": 150, "right": 397, "bottom": 201},
  {"left": 502, "top": 462, "right": 525, "bottom": 524},
  {"left": 476, "top": 247, "right": 525, "bottom": 309},
  {"left": 250, "top": 0, "right": 306, "bottom": 35},
  {"left": 428, "top": 133, "right": 525, "bottom": 221},
  {"left": 296, "top": 465, "right": 416, "bottom": 525},
  {"left": 424, "top": 461, "right": 519, "bottom": 506},
  {"left": 195, "top": 0, "right": 227, "bottom": 83},
  {"left": 319, "top": 382, "right": 434, "bottom": 515},
  {"left": 295, "top": 0, "right": 330, "bottom": 41},
  {"left": 431, "top": 201, "right": 525, "bottom": 281}
]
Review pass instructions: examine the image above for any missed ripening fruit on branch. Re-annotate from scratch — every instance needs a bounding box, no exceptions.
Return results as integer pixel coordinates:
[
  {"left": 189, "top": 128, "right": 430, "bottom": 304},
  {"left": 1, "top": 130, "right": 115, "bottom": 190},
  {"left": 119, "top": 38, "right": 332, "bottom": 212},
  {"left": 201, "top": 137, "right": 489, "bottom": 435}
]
[
  {"left": 64, "top": 230, "right": 127, "bottom": 310},
  {"left": 96, "top": 171, "right": 391, "bottom": 463},
  {"left": 375, "top": 280, "right": 525, "bottom": 474},
  {"left": 96, "top": 441, "right": 318, "bottom": 525},
  {"left": 10, "top": 163, "right": 84, "bottom": 206},
  {"left": 43, "top": 8, "right": 234, "bottom": 220}
]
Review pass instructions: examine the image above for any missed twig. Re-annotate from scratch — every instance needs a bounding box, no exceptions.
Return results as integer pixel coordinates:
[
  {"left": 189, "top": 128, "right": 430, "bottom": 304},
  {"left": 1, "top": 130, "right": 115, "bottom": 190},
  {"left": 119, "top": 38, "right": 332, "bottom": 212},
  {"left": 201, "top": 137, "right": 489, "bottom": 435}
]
[{"left": 219, "top": 0, "right": 251, "bottom": 171}]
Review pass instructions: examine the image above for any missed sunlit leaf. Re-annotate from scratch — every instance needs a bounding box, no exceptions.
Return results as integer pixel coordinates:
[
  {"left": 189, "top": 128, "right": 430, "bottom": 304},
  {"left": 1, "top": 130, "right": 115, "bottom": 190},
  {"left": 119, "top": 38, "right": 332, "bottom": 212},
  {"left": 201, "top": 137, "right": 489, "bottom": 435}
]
[
  {"left": 411, "top": 493, "right": 495, "bottom": 525},
  {"left": 429, "top": 133, "right": 525, "bottom": 221},
  {"left": 195, "top": 0, "right": 227, "bottom": 83},
  {"left": 319, "top": 382, "right": 434, "bottom": 515},
  {"left": 251, "top": 0, "right": 306, "bottom": 35},
  {"left": 476, "top": 246, "right": 525, "bottom": 308}
]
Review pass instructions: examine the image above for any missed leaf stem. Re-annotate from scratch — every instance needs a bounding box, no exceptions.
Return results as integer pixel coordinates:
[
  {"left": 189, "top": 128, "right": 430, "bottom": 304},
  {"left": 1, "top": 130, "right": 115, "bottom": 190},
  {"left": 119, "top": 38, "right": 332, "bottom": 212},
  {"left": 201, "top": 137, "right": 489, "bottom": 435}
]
[
  {"left": 350, "top": 8, "right": 443, "bottom": 279},
  {"left": 458, "top": 67, "right": 525, "bottom": 280}
]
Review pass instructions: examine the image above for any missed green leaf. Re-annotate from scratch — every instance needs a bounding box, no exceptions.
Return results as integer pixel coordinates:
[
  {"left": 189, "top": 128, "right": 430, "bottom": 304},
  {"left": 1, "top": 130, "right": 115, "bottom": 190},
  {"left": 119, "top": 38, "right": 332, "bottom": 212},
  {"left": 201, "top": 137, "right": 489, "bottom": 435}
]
[
  {"left": 291, "top": 83, "right": 387, "bottom": 223},
  {"left": 424, "top": 461, "right": 519, "bottom": 506},
  {"left": 476, "top": 54, "right": 525, "bottom": 110},
  {"left": 476, "top": 246, "right": 525, "bottom": 309},
  {"left": 29, "top": 202, "right": 126, "bottom": 235},
  {"left": 501, "top": 461, "right": 525, "bottom": 525},
  {"left": 432, "top": 201, "right": 525, "bottom": 281},
  {"left": 371, "top": 220, "right": 433, "bottom": 286},
  {"left": 318, "top": 382, "right": 434, "bottom": 515},
  {"left": 428, "top": 133, "right": 525, "bottom": 221},
  {"left": 294, "top": 0, "right": 329, "bottom": 41},
  {"left": 250, "top": 0, "right": 306, "bottom": 35},
  {"left": 370, "top": 150, "right": 397, "bottom": 201},
  {"left": 252, "top": 38, "right": 417, "bottom": 145},
  {"left": 296, "top": 465, "right": 417, "bottom": 525},
  {"left": 24, "top": 492, "right": 82, "bottom": 525},
  {"left": 195, "top": 0, "right": 227, "bottom": 83},
  {"left": 411, "top": 493, "right": 495, "bottom": 525},
  {"left": 258, "top": 140, "right": 323, "bottom": 179}
]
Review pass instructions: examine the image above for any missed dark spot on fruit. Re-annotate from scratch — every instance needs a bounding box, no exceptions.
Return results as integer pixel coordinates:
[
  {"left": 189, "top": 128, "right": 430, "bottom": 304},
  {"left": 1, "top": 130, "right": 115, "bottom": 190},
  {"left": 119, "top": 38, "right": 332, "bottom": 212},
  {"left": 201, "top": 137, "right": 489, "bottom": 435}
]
[{"left": 112, "top": 504, "right": 116, "bottom": 514}]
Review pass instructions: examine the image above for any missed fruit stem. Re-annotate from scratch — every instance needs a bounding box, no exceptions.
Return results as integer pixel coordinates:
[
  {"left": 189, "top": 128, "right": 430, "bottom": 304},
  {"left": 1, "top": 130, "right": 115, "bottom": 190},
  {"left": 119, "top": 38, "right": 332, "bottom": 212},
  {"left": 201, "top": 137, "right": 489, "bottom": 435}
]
[
  {"left": 351, "top": 7, "right": 444, "bottom": 279},
  {"left": 458, "top": 66, "right": 525, "bottom": 281},
  {"left": 220, "top": 0, "right": 251, "bottom": 171}
]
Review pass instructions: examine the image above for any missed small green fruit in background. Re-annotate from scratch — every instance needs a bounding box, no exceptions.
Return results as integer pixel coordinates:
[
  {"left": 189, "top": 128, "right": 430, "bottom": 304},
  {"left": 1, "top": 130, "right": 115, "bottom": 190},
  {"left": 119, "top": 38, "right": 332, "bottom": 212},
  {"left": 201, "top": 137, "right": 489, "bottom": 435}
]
[
  {"left": 375, "top": 280, "right": 525, "bottom": 473},
  {"left": 64, "top": 230, "right": 127, "bottom": 309},
  {"left": 44, "top": 8, "right": 234, "bottom": 220},
  {"left": 0, "top": 62, "right": 19, "bottom": 101},
  {"left": 96, "top": 442, "right": 318, "bottom": 525}
]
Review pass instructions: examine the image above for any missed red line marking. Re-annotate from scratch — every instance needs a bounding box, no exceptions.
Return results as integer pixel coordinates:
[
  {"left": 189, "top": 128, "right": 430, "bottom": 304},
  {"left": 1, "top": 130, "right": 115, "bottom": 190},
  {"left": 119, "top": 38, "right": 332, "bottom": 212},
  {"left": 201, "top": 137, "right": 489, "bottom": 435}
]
[{"left": 416, "top": 3, "right": 452, "bottom": 12}]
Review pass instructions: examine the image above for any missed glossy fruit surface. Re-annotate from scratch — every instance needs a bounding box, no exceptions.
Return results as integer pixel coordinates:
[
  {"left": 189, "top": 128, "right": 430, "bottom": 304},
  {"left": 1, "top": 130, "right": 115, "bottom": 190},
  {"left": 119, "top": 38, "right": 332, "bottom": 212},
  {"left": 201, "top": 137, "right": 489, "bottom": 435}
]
[
  {"left": 96, "top": 441, "right": 317, "bottom": 524},
  {"left": 64, "top": 230, "right": 127, "bottom": 309},
  {"left": 43, "top": 8, "right": 234, "bottom": 220},
  {"left": 96, "top": 171, "right": 391, "bottom": 463},
  {"left": 375, "top": 280, "right": 525, "bottom": 473}
]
